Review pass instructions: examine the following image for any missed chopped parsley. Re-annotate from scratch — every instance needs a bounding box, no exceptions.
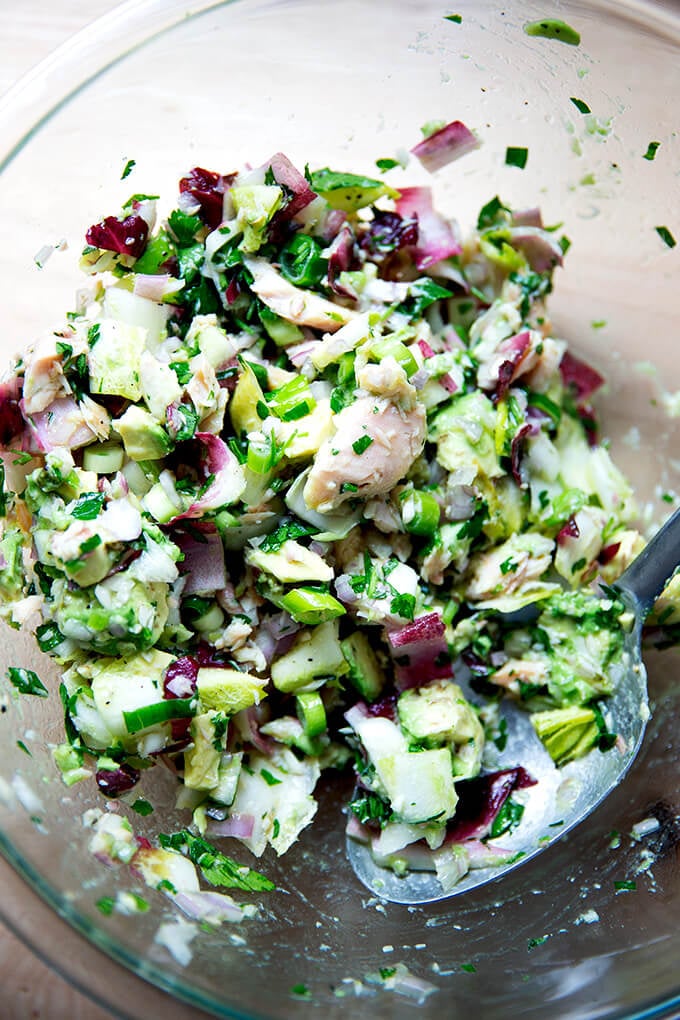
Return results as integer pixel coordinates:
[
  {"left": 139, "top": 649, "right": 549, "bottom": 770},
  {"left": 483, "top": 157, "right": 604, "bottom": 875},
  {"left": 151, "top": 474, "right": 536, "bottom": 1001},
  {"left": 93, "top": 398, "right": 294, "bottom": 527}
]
[
  {"left": 643, "top": 141, "right": 660, "bottom": 161},
  {"left": 445, "top": 13, "right": 463, "bottom": 23},
  {"left": 260, "top": 768, "right": 282, "bottom": 787},
  {"left": 69, "top": 492, "right": 105, "bottom": 521},
  {"left": 527, "top": 935, "right": 549, "bottom": 950},
  {"left": 655, "top": 225, "right": 676, "bottom": 249},
  {"left": 614, "top": 879, "right": 637, "bottom": 892},
  {"left": 570, "top": 97, "right": 591, "bottom": 114},
  {"left": 258, "top": 519, "right": 317, "bottom": 553},
  {"left": 159, "top": 830, "right": 275, "bottom": 891},
  {"left": 352, "top": 435, "right": 374, "bottom": 455},
  {"left": 505, "top": 146, "right": 529, "bottom": 169},
  {"left": 96, "top": 896, "right": 115, "bottom": 916},
  {"left": 375, "top": 157, "right": 401, "bottom": 172},
  {"left": 131, "top": 798, "right": 154, "bottom": 816},
  {"left": 6, "top": 667, "right": 48, "bottom": 698},
  {"left": 121, "top": 158, "right": 136, "bottom": 180},
  {"left": 390, "top": 593, "right": 416, "bottom": 621}
]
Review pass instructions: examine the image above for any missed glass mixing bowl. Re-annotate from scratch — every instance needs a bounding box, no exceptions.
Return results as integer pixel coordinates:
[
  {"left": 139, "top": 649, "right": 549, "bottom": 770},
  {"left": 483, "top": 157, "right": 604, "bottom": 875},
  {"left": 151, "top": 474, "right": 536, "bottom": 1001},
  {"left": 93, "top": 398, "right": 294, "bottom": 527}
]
[{"left": 1, "top": 1, "right": 680, "bottom": 1017}]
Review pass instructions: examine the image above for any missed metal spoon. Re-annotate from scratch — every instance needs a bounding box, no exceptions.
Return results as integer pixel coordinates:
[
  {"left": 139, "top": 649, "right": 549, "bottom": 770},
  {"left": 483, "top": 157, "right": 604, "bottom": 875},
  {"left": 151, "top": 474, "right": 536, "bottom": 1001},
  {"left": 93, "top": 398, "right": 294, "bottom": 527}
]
[{"left": 347, "top": 507, "right": 680, "bottom": 904}]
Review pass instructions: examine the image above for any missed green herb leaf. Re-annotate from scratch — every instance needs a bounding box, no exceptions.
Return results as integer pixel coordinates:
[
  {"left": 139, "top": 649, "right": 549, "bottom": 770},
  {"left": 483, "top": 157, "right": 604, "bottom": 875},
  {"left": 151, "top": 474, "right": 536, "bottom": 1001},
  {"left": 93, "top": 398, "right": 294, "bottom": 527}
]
[
  {"left": 614, "top": 879, "right": 637, "bottom": 892},
  {"left": 527, "top": 935, "right": 549, "bottom": 950},
  {"left": 570, "top": 97, "right": 591, "bottom": 114},
  {"left": 131, "top": 798, "right": 154, "bottom": 816},
  {"left": 375, "top": 157, "right": 400, "bottom": 172},
  {"left": 158, "top": 829, "right": 275, "bottom": 891},
  {"left": 97, "top": 896, "right": 115, "bottom": 916},
  {"left": 36, "top": 622, "right": 65, "bottom": 653},
  {"left": 170, "top": 361, "right": 193, "bottom": 386},
  {"left": 477, "top": 195, "right": 510, "bottom": 230},
  {"left": 121, "top": 158, "right": 136, "bottom": 180},
  {"left": 69, "top": 492, "right": 106, "bottom": 521},
  {"left": 10, "top": 450, "right": 33, "bottom": 466},
  {"left": 309, "top": 168, "right": 384, "bottom": 194},
  {"left": 7, "top": 667, "right": 48, "bottom": 698},
  {"left": 259, "top": 519, "right": 317, "bottom": 554},
  {"left": 260, "top": 768, "right": 282, "bottom": 786},
  {"left": 352, "top": 435, "right": 374, "bottom": 455},
  {"left": 505, "top": 146, "right": 529, "bottom": 169},
  {"left": 168, "top": 208, "right": 203, "bottom": 246},
  {"left": 490, "top": 797, "right": 525, "bottom": 837},
  {"left": 349, "top": 790, "right": 391, "bottom": 826},
  {"left": 643, "top": 141, "right": 660, "bottom": 161},
  {"left": 390, "top": 593, "right": 416, "bottom": 621},
  {"left": 655, "top": 225, "right": 676, "bottom": 249},
  {"left": 445, "top": 13, "right": 463, "bottom": 23}
]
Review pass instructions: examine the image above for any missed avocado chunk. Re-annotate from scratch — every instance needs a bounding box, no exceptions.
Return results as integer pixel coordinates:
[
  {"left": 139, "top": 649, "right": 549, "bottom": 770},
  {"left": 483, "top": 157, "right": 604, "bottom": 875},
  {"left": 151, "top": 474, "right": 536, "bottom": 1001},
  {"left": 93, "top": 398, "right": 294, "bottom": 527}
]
[
  {"left": 341, "top": 631, "right": 385, "bottom": 702},
  {"left": 114, "top": 405, "right": 172, "bottom": 461},
  {"left": 347, "top": 713, "right": 458, "bottom": 824},
  {"left": 88, "top": 318, "right": 146, "bottom": 401},
  {"left": 183, "top": 711, "right": 227, "bottom": 790},
  {"left": 397, "top": 679, "right": 485, "bottom": 778},
  {"left": 271, "top": 619, "right": 348, "bottom": 693},
  {"left": 430, "top": 391, "right": 503, "bottom": 480},
  {"left": 196, "top": 666, "right": 268, "bottom": 715},
  {"left": 88, "top": 648, "right": 174, "bottom": 747},
  {"left": 246, "top": 539, "right": 333, "bottom": 584}
]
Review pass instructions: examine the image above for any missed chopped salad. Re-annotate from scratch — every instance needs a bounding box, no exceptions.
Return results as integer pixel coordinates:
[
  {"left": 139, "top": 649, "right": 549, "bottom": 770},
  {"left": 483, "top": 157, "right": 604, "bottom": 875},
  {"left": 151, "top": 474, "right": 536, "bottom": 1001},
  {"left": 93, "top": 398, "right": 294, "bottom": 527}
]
[{"left": 0, "top": 130, "right": 649, "bottom": 895}]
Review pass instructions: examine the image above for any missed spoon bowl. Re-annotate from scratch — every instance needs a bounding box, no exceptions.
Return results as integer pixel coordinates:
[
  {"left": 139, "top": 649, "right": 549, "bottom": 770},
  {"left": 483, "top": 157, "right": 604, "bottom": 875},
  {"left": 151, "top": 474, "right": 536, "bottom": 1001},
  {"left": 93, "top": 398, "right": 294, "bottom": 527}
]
[{"left": 346, "top": 509, "right": 680, "bottom": 904}]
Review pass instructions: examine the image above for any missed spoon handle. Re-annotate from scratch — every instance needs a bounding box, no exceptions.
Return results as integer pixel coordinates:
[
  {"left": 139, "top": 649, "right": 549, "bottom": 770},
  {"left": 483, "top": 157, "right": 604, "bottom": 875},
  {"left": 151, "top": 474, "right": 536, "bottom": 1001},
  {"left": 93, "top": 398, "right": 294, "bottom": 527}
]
[{"left": 613, "top": 507, "right": 680, "bottom": 617}]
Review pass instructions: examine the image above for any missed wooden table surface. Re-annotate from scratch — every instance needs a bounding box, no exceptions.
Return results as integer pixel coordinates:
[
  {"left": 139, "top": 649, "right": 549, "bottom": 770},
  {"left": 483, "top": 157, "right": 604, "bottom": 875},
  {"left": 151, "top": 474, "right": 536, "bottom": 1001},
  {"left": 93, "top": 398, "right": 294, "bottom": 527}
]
[{"left": 1, "top": 10, "right": 120, "bottom": 1019}]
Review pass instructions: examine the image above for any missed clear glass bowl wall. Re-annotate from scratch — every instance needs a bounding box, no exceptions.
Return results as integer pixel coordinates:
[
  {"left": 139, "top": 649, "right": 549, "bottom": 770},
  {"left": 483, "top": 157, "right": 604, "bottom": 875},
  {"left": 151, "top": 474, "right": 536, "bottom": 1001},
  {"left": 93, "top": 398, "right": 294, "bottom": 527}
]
[{"left": 0, "top": 1, "right": 679, "bottom": 1018}]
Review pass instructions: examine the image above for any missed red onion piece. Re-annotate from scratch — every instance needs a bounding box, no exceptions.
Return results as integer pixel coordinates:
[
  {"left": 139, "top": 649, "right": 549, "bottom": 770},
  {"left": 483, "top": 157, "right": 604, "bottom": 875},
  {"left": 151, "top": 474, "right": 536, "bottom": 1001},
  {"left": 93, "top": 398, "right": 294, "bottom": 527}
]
[
  {"left": 510, "top": 421, "right": 532, "bottom": 487},
  {"left": 411, "top": 120, "right": 480, "bottom": 172},
  {"left": 395, "top": 187, "right": 462, "bottom": 269},
  {"left": 559, "top": 350, "right": 605, "bottom": 401},
  {"left": 173, "top": 890, "right": 248, "bottom": 924},
  {"left": 26, "top": 396, "right": 96, "bottom": 451},
  {"left": 263, "top": 151, "right": 317, "bottom": 221},
  {"left": 206, "top": 813, "right": 255, "bottom": 839},
  {"left": 491, "top": 330, "right": 532, "bottom": 403},
  {"left": 557, "top": 516, "right": 581, "bottom": 546},
  {"left": 133, "top": 273, "right": 182, "bottom": 302},
  {"left": 508, "top": 226, "right": 564, "bottom": 273},
  {"left": 417, "top": 338, "right": 436, "bottom": 359},
  {"left": 327, "top": 224, "right": 358, "bottom": 298},
  {"left": 599, "top": 542, "right": 621, "bottom": 565},
  {"left": 176, "top": 530, "right": 227, "bottom": 595},
  {"left": 446, "top": 767, "right": 536, "bottom": 842},
  {"left": 386, "top": 613, "right": 452, "bottom": 690},
  {"left": 173, "top": 433, "right": 245, "bottom": 520},
  {"left": 512, "top": 207, "right": 543, "bottom": 228}
]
